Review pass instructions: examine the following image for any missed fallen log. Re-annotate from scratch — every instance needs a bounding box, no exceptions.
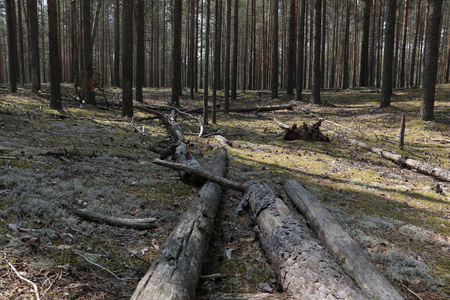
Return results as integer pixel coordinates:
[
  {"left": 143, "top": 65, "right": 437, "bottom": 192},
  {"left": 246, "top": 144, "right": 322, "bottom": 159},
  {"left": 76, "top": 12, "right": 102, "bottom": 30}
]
[
  {"left": 150, "top": 156, "right": 247, "bottom": 192},
  {"left": 242, "top": 181, "right": 368, "bottom": 300},
  {"left": 228, "top": 104, "right": 293, "bottom": 113},
  {"left": 131, "top": 149, "right": 228, "bottom": 300},
  {"left": 74, "top": 209, "right": 158, "bottom": 230},
  {"left": 197, "top": 293, "right": 291, "bottom": 300},
  {"left": 328, "top": 129, "right": 450, "bottom": 182},
  {"left": 274, "top": 116, "right": 330, "bottom": 142},
  {"left": 284, "top": 180, "right": 403, "bottom": 300}
]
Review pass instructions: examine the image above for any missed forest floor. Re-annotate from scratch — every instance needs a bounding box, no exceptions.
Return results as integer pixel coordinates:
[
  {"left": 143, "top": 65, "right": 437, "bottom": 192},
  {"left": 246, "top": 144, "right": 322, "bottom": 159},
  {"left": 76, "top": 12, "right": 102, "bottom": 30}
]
[{"left": 0, "top": 84, "right": 449, "bottom": 299}]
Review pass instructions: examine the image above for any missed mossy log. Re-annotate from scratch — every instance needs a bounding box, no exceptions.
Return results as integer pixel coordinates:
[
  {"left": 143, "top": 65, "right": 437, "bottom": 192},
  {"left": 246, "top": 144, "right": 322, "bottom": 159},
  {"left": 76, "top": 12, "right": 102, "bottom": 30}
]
[
  {"left": 328, "top": 129, "right": 450, "bottom": 182},
  {"left": 243, "top": 181, "right": 367, "bottom": 300},
  {"left": 284, "top": 179, "right": 404, "bottom": 300},
  {"left": 131, "top": 149, "right": 228, "bottom": 300}
]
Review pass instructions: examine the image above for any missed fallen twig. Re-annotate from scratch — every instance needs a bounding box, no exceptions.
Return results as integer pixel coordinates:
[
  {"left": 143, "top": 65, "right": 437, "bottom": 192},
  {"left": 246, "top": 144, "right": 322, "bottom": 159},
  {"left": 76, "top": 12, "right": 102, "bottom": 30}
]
[
  {"left": 73, "top": 250, "right": 122, "bottom": 280},
  {"left": 74, "top": 209, "right": 158, "bottom": 230},
  {"left": 3, "top": 255, "right": 41, "bottom": 300}
]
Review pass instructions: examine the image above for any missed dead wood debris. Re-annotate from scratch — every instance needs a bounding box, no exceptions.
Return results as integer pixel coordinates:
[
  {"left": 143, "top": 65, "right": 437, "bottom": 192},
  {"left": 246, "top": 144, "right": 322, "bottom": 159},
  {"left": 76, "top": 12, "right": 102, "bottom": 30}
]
[{"left": 74, "top": 209, "right": 158, "bottom": 230}]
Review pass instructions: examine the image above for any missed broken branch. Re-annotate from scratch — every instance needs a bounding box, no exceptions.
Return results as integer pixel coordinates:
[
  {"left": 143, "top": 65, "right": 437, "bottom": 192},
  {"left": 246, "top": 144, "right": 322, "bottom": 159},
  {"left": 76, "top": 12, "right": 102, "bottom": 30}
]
[{"left": 74, "top": 209, "right": 158, "bottom": 230}]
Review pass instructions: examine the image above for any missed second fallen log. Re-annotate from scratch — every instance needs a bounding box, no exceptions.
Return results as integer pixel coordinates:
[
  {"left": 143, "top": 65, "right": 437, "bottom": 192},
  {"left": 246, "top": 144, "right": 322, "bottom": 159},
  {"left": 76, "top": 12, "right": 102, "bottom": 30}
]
[{"left": 243, "top": 181, "right": 367, "bottom": 300}]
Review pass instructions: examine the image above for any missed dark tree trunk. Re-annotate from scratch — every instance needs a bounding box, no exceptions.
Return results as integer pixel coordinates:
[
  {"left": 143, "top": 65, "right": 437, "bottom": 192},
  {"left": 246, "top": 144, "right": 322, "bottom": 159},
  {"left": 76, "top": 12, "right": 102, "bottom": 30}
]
[
  {"left": 28, "top": 0, "right": 41, "bottom": 93},
  {"left": 47, "top": 0, "right": 62, "bottom": 109},
  {"left": 409, "top": 0, "right": 421, "bottom": 87},
  {"left": 135, "top": 0, "right": 145, "bottom": 103},
  {"left": 287, "top": 0, "right": 296, "bottom": 95},
  {"left": 359, "top": 0, "right": 371, "bottom": 87},
  {"left": 213, "top": 0, "right": 222, "bottom": 123},
  {"left": 189, "top": 0, "right": 196, "bottom": 99},
  {"left": 17, "top": 0, "right": 25, "bottom": 85},
  {"left": 224, "top": 0, "right": 232, "bottom": 112},
  {"left": 113, "top": 0, "right": 120, "bottom": 87},
  {"left": 342, "top": 0, "right": 351, "bottom": 89},
  {"left": 5, "top": 0, "right": 18, "bottom": 92},
  {"left": 271, "top": 0, "right": 279, "bottom": 99},
  {"left": 82, "top": 0, "right": 95, "bottom": 105},
  {"left": 380, "top": 0, "right": 396, "bottom": 108},
  {"left": 203, "top": 0, "right": 211, "bottom": 125},
  {"left": 296, "top": 0, "right": 306, "bottom": 101},
  {"left": 420, "top": 0, "right": 443, "bottom": 121},
  {"left": 320, "top": 0, "right": 326, "bottom": 88},
  {"left": 310, "top": 0, "right": 321, "bottom": 105},
  {"left": 399, "top": 0, "right": 409, "bottom": 88},
  {"left": 171, "top": 0, "right": 182, "bottom": 107},
  {"left": 70, "top": 0, "right": 79, "bottom": 92},
  {"left": 230, "top": 0, "right": 238, "bottom": 100},
  {"left": 122, "top": 0, "right": 133, "bottom": 117}
]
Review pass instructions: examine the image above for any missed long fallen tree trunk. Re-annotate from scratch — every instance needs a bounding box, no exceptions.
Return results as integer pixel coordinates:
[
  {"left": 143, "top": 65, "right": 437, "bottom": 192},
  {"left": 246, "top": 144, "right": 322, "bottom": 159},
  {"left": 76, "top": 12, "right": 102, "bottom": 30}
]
[
  {"left": 131, "top": 149, "right": 228, "bottom": 300},
  {"left": 284, "top": 180, "right": 403, "bottom": 300},
  {"left": 243, "top": 181, "right": 368, "bottom": 299}
]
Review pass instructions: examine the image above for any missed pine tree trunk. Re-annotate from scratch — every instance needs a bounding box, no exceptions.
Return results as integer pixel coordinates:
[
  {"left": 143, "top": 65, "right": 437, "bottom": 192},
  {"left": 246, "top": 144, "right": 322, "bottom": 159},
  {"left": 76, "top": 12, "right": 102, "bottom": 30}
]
[
  {"left": 82, "top": 0, "right": 95, "bottom": 105},
  {"left": 5, "top": 0, "right": 18, "bottom": 92},
  {"left": 310, "top": 0, "right": 321, "bottom": 104},
  {"left": 399, "top": 0, "right": 409, "bottom": 88},
  {"left": 271, "top": 0, "right": 279, "bottom": 99},
  {"left": 224, "top": 0, "right": 232, "bottom": 112},
  {"left": 122, "top": 0, "right": 133, "bottom": 117},
  {"left": 409, "top": 0, "right": 421, "bottom": 87},
  {"left": 320, "top": 0, "right": 326, "bottom": 88},
  {"left": 171, "top": 0, "right": 182, "bottom": 107},
  {"left": 230, "top": 0, "right": 239, "bottom": 100},
  {"left": 113, "top": 0, "right": 120, "bottom": 87},
  {"left": 47, "top": 0, "right": 62, "bottom": 109},
  {"left": 380, "top": 0, "right": 396, "bottom": 108},
  {"left": 359, "top": 0, "right": 371, "bottom": 87},
  {"left": 342, "top": 0, "right": 351, "bottom": 89},
  {"left": 203, "top": 0, "right": 211, "bottom": 125},
  {"left": 287, "top": 0, "right": 296, "bottom": 95},
  {"left": 28, "top": 0, "right": 41, "bottom": 93},
  {"left": 296, "top": 0, "right": 306, "bottom": 101},
  {"left": 135, "top": 0, "right": 145, "bottom": 103},
  {"left": 213, "top": 0, "right": 222, "bottom": 123},
  {"left": 420, "top": 0, "right": 443, "bottom": 121}
]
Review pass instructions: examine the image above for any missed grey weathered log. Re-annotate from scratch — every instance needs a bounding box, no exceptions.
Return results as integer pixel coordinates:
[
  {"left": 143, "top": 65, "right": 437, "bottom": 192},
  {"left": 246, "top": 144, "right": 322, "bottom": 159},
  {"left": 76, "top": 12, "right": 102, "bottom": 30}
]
[
  {"left": 243, "top": 181, "right": 368, "bottom": 300},
  {"left": 284, "top": 179, "right": 404, "bottom": 300},
  {"left": 74, "top": 209, "right": 158, "bottom": 230},
  {"left": 131, "top": 149, "right": 228, "bottom": 300},
  {"left": 197, "top": 293, "right": 291, "bottom": 300},
  {"left": 150, "top": 157, "right": 247, "bottom": 192},
  {"left": 328, "top": 129, "right": 450, "bottom": 181}
]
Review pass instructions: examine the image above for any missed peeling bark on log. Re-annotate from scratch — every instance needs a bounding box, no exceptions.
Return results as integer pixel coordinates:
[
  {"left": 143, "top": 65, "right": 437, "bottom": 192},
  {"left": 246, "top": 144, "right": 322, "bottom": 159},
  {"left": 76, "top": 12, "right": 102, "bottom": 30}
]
[
  {"left": 131, "top": 149, "right": 228, "bottom": 300},
  {"left": 243, "top": 181, "right": 368, "bottom": 300},
  {"left": 284, "top": 180, "right": 403, "bottom": 300},
  {"left": 329, "top": 129, "right": 450, "bottom": 182},
  {"left": 74, "top": 209, "right": 158, "bottom": 230}
]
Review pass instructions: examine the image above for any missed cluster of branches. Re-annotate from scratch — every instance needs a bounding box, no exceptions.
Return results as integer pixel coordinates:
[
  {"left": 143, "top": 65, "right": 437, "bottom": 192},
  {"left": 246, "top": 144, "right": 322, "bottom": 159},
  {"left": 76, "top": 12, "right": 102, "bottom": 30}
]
[{"left": 1, "top": 0, "right": 448, "bottom": 120}]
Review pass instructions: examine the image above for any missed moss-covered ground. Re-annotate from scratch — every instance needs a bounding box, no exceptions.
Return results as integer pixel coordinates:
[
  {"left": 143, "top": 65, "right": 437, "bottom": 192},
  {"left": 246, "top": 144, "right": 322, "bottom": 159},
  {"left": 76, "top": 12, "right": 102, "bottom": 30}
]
[{"left": 0, "top": 84, "right": 449, "bottom": 299}]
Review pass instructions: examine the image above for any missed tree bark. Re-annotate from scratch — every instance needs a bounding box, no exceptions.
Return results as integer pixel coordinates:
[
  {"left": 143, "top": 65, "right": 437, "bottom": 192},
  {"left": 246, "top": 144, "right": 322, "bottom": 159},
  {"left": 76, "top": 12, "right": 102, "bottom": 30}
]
[
  {"left": 5, "top": 0, "right": 18, "bottom": 92},
  {"left": 286, "top": 0, "right": 296, "bottom": 95},
  {"left": 243, "top": 181, "right": 367, "bottom": 299},
  {"left": 82, "top": 0, "right": 95, "bottom": 105},
  {"left": 359, "top": 0, "right": 371, "bottom": 87},
  {"left": 420, "top": 0, "right": 443, "bottom": 121},
  {"left": 342, "top": 0, "right": 351, "bottom": 89},
  {"left": 284, "top": 179, "right": 403, "bottom": 300},
  {"left": 224, "top": 0, "right": 232, "bottom": 112},
  {"left": 48, "top": 0, "right": 62, "bottom": 110},
  {"left": 295, "top": 0, "right": 306, "bottom": 101},
  {"left": 380, "top": 0, "right": 396, "bottom": 108},
  {"left": 213, "top": 0, "right": 222, "bottom": 123},
  {"left": 271, "top": 0, "right": 279, "bottom": 99},
  {"left": 230, "top": 0, "right": 239, "bottom": 100},
  {"left": 203, "top": 0, "right": 211, "bottom": 125},
  {"left": 122, "top": 0, "right": 133, "bottom": 117},
  {"left": 131, "top": 149, "right": 228, "bottom": 300},
  {"left": 135, "top": 0, "right": 145, "bottom": 103},
  {"left": 113, "top": 0, "right": 120, "bottom": 87},
  {"left": 17, "top": 0, "right": 25, "bottom": 85},
  {"left": 171, "top": 0, "right": 182, "bottom": 107},
  {"left": 310, "top": 0, "right": 321, "bottom": 104},
  {"left": 399, "top": 0, "right": 410, "bottom": 88},
  {"left": 28, "top": 0, "right": 41, "bottom": 93},
  {"left": 409, "top": 0, "right": 421, "bottom": 87}
]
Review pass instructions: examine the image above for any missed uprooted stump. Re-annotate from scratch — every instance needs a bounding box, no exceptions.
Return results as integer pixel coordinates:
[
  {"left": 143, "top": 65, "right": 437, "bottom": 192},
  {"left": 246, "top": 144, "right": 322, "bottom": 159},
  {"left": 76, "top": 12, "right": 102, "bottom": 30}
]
[
  {"left": 241, "top": 181, "right": 367, "bottom": 299},
  {"left": 274, "top": 116, "right": 330, "bottom": 142},
  {"left": 131, "top": 149, "right": 228, "bottom": 300}
]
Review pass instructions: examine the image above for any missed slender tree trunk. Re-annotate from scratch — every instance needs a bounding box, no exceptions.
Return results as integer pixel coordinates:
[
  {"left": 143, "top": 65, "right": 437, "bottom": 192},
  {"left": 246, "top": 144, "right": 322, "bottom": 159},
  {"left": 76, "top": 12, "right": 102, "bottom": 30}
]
[
  {"left": 420, "top": 0, "right": 443, "bottom": 121},
  {"left": 17, "top": 0, "right": 25, "bottom": 85},
  {"left": 113, "top": 0, "right": 120, "bottom": 87},
  {"left": 135, "top": 0, "right": 145, "bottom": 103},
  {"left": 172, "top": 0, "right": 182, "bottom": 106},
  {"left": 399, "top": 0, "right": 409, "bottom": 88},
  {"left": 243, "top": 0, "right": 249, "bottom": 93},
  {"left": 342, "top": 0, "right": 351, "bottom": 89},
  {"left": 380, "top": 0, "right": 396, "bottom": 108},
  {"left": 189, "top": 0, "right": 196, "bottom": 99},
  {"left": 28, "top": 0, "right": 41, "bottom": 93},
  {"left": 409, "top": 0, "right": 421, "bottom": 87},
  {"left": 82, "top": 0, "right": 95, "bottom": 105},
  {"left": 352, "top": 0, "right": 358, "bottom": 87},
  {"left": 287, "top": 0, "right": 296, "bottom": 95},
  {"left": 272, "top": 0, "right": 279, "bottom": 99},
  {"left": 231, "top": 0, "right": 239, "bottom": 100},
  {"left": 203, "top": 0, "right": 211, "bottom": 125},
  {"left": 320, "top": 0, "right": 326, "bottom": 88},
  {"left": 213, "top": 0, "right": 222, "bottom": 123},
  {"left": 122, "top": 0, "right": 133, "bottom": 117},
  {"left": 359, "top": 0, "right": 371, "bottom": 87},
  {"left": 48, "top": 0, "right": 62, "bottom": 109},
  {"left": 5, "top": 0, "right": 18, "bottom": 92},
  {"left": 296, "top": 0, "right": 306, "bottom": 101},
  {"left": 310, "top": 0, "right": 321, "bottom": 104},
  {"left": 224, "top": 0, "right": 232, "bottom": 112}
]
